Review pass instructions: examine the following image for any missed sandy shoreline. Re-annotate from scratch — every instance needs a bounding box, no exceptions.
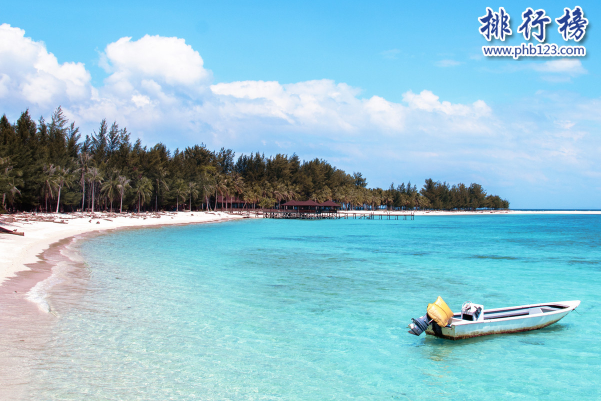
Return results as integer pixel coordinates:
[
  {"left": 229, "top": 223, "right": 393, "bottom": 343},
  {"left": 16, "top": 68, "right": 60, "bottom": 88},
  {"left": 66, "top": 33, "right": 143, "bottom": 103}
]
[{"left": 0, "top": 211, "right": 246, "bottom": 287}]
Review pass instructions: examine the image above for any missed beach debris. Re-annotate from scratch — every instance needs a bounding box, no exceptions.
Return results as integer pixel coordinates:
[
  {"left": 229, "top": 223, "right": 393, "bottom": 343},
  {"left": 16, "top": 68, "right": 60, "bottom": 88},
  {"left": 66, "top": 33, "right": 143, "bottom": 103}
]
[{"left": 0, "top": 226, "right": 24, "bottom": 236}]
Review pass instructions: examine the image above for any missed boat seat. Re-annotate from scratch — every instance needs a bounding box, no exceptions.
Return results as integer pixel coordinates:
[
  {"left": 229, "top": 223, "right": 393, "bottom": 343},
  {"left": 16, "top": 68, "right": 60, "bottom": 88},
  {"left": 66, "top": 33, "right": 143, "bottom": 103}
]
[{"left": 528, "top": 307, "right": 543, "bottom": 315}]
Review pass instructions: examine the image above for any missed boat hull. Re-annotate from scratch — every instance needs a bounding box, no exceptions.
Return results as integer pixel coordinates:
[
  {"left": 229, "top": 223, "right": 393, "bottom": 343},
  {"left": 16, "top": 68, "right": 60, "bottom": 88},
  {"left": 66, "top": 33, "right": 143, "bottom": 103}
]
[{"left": 425, "top": 300, "right": 579, "bottom": 340}]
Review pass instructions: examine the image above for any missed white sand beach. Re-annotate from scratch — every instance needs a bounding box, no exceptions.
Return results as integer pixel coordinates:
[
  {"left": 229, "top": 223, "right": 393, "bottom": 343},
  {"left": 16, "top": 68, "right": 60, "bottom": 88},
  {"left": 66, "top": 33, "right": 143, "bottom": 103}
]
[{"left": 0, "top": 211, "right": 246, "bottom": 286}]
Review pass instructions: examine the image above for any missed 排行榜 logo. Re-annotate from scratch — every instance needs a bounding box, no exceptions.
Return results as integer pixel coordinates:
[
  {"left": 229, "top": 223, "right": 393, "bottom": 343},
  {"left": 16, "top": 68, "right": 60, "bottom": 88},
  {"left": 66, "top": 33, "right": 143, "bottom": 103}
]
[{"left": 479, "top": 6, "right": 588, "bottom": 59}]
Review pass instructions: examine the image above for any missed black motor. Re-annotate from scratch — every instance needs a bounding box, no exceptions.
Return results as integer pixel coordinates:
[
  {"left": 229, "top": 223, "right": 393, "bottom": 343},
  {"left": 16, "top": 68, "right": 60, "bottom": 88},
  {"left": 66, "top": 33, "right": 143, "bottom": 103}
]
[{"left": 407, "top": 314, "right": 431, "bottom": 336}]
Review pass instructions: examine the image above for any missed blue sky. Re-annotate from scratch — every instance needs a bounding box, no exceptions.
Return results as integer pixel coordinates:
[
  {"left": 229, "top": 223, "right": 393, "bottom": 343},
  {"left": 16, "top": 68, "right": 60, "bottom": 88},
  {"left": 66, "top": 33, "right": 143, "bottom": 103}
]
[{"left": 1, "top": 1, "right": 600, "bottom": 208}]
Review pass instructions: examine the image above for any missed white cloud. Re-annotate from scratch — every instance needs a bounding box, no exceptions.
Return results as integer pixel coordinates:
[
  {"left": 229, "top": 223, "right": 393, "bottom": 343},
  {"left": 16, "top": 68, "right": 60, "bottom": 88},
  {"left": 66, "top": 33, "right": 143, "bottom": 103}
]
[
  {"left": 554, "top": 120, "right": 576, "bottom": 130},
  {"left": 436, "top": 59, "right": 462, "bottom": 67},
  {"left": 0, "top": 25, "right": 493, "bottom": 144},
  {"left": 402, "top": 90, "right": 490, "bottom": 117},
  {"left": 380, "top": 49, "right": 400, "bottom": 60},
  {"left": 0, "top": 23, "right": 92, "bottom": 107},
  {"left": 531, "top": 59, "right": 587, "bottom": 75},
  {"left": 103, "top": 35, "right": 210, "bottom": 87},
  {"left": 209, "top": 82, "right": 492, "bottom": 138}
]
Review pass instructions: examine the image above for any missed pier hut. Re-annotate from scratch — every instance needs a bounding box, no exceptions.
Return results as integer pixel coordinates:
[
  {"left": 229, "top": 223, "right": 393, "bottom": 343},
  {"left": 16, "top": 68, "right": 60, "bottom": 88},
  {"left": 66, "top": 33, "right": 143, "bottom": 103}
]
[
  {"left": 318, "top": 200, "right": 342, "bottom": 213},
  {"left": 216, "top": 195, "right": 247, "bottom": 210},
  {"left": 265, "top": 200, "right": 341, "bottom": 219},
  {"left": 282, "top": 200, "right": 320, "bottom": 213}
]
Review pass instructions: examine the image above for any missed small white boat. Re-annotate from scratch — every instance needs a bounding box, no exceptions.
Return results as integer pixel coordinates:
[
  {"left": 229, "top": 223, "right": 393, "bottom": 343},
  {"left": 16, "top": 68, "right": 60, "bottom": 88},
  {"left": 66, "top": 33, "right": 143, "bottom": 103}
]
[{"left": 408, "top": 299, "right": 580, "bottom": 340}]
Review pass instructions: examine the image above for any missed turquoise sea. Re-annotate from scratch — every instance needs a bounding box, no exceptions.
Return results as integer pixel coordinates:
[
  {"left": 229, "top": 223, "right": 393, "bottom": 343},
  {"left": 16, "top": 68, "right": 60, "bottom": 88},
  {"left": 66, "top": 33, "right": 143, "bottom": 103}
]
[{"left": 27, "top": 215, "right": 601, "bottom": 400}]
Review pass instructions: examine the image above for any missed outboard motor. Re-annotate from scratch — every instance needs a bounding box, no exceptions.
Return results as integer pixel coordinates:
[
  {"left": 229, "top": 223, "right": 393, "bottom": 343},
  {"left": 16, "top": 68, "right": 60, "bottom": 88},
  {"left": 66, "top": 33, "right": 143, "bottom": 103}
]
[
  {"left": 407, "top": 296, "right": 454, "bottom": 336},
  {"left": 408, "top": 314, "right": 431, "bottom": 336}
]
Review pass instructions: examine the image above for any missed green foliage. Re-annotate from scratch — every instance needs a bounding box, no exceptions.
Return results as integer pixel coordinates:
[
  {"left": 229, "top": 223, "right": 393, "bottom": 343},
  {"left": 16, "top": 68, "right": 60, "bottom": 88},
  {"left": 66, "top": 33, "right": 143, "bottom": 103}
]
[
  {"left": 0, "top": 107, "right": 509, "bottom": 212},
  {"left": 418, "top": 179, "right": 509, "bottom": 210},
  {"left": 133, "top": 177, "right": 152, "bottom": 212}
]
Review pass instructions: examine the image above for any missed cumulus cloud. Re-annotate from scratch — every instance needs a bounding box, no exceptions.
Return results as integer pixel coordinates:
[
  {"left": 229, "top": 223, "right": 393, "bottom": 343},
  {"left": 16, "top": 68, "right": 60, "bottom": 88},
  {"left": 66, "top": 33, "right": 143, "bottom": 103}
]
[
  {"left": 0, "top": 23, "right": 92, "bottom": 107},
  {"left": 103, "top": 35, "right": 210, "bottom": 87},
  {"left": 208, "top": 81, "right": 495, "bottom": 139},
  {"left": 0, "top": 24, "right": 491, "bottom": 145}
]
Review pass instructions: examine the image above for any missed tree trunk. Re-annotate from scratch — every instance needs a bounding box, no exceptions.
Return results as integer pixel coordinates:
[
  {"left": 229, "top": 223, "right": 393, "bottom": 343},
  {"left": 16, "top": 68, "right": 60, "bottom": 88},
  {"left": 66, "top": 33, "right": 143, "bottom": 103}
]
[
  {"left": 81, "top": 177, "right": 86, "bottom": 213},
  {"left": 138, "top": 193, "right": 141, "bottom": 213},
  {"left": 55, "top": 186, "right": 62, "bottom": 213},
  {"left": 91, "top": 184, "right": 95, "bottom": 213},
  {"left": 120, "top": 195, "right": 123, "bottom": 213}
]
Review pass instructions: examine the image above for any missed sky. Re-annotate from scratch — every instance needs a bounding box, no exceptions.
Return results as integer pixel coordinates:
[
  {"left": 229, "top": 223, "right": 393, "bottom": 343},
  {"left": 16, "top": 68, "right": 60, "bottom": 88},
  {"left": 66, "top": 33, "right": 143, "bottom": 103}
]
[{"left": 1, "top": 0, "right": 600, "bottom": 208}]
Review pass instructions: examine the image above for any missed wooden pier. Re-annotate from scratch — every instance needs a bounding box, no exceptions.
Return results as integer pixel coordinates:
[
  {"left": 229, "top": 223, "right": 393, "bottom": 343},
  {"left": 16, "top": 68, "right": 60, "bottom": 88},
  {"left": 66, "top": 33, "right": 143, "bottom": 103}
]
[{"left": 258, "top": 210, "right": 415, "bottom": 220}]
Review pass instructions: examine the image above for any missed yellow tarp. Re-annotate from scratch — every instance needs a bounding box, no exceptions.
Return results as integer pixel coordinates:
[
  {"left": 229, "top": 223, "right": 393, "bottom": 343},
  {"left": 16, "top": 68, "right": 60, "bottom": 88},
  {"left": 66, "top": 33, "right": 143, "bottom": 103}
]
[{"left": 427, "top": 297, "right": 454, "bottom": 327}]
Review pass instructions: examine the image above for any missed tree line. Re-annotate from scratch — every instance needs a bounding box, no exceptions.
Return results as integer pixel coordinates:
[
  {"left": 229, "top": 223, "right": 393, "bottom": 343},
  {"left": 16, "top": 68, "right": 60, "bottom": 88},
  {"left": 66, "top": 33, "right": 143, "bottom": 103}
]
[{"left": 0, "top": 107, "right": 509, "bottom": 213}]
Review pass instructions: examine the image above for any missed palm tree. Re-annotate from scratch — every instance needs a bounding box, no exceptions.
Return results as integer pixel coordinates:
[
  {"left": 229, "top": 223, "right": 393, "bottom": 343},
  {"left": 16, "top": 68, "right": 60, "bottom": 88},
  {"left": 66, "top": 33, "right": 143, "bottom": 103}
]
[
  {"left": 242, "top": 186, "right": 259, "bottom": 210},
  {"left": 0, "top": 158, "right": 22, "bottom": 211},
  {"left": 259, "top": 182, "right": 273, "bottom": 209},
  {"left": 272, "top": 181, "right": 286, "bottom": 209},
  {"left": 383, "top": 188, "right": 393, "bottom": 211},
  {"left": 285, "top": 183, "right": 299, "bottom": 203},
  {"left": 76, "top": 152, "right": 91, "bottom": 213},
  {"left": 213, "top": 173, "right": 228, "bottom": 211},
  {"left": 87, "top": 167, "right": 103, "bottom": 213},
  {"left": 154, "top": 167, "right": 169, "bottom": 211},
  {"left": 54, "top": 166, "right": 73, "bottom": 213},
  {"left": 2, "top": 177, "right": 21, "bottom": 210},
  {"left": 199, "top": 169, "right": 214, "bottom": 211},
  {"left": 311, "top": 186, "right": 332, "bottom": 204},
  {"left": 117, "top": 175, "right": 131, "bottom": 213},
  {"left": 251, "top": 186, "right": 262, "bottom": 210},
  {"left": 172, "top": 179, "right": 187, "bottom": 212},
  {"left": 134, "top": 177, "right": 153, "bottom": 212},
  {"left": 187, "top": 181, "right": 199, "bottom": 211},
  {"left": 229, "top": 173, "right": 244, "bottom": 211},
  {"left": 334, "top": 186, "right": 349, "bottom": 210},
  {"left": 101, "top": 172, "right": 119, "bottom": 212},
  {"left": 42, "top": 164, "right": 57, "bottom": 213}
]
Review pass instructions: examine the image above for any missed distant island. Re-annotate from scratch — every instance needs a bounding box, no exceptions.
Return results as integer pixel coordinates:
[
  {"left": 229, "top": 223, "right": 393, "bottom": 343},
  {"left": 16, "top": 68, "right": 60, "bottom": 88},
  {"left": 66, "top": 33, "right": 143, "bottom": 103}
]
[{"left": 0, "top": 107, "right": 509, "bottom": 214}]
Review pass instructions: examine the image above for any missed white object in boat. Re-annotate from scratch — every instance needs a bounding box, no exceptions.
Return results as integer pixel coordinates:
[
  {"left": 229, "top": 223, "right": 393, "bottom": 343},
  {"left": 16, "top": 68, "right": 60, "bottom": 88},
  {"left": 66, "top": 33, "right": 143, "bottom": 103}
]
[
  {"left": 426, "top": 300, "right": 580, "bottom": 340},
  {"left": 461, "top": 302, "right": 484, "bottom": 322}
]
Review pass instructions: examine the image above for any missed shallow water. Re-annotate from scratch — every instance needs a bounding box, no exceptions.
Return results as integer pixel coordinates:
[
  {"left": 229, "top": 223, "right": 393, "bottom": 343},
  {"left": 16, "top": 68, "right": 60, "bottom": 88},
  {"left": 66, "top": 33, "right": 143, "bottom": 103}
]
[{"left": 26, "top": 215, "right": 601, "bottom": 400}]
